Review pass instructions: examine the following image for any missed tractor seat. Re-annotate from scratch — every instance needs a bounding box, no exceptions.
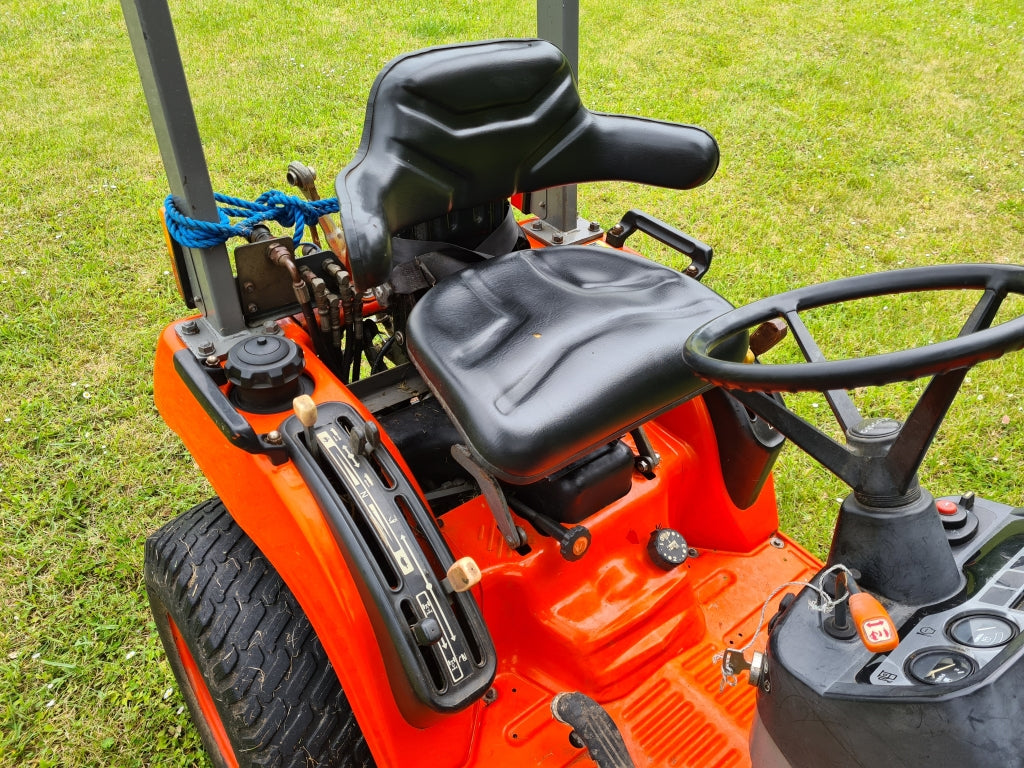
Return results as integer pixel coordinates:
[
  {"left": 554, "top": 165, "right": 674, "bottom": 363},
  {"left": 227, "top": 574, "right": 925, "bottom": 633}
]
[
  {"left": 406, "top": 245, "right": 744, "bottom": 483},
  {"left": 336, "top": 38, "right": 721, "bottom": 291},
  {"left": 335, "top": 38, "right": 745, "bottom": 483}
]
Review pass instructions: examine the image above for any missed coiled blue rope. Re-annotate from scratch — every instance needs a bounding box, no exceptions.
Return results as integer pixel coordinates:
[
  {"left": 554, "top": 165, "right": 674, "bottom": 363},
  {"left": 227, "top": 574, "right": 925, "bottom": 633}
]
[{"left": 163, "top": 190, "right": 339, "bottom": 248}]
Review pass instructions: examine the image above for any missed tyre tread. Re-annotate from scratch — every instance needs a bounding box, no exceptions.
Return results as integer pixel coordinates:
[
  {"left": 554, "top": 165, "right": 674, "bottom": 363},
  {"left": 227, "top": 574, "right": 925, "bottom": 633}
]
[{"left": 145, "top": 499, "right": 374, "bottom": 768}]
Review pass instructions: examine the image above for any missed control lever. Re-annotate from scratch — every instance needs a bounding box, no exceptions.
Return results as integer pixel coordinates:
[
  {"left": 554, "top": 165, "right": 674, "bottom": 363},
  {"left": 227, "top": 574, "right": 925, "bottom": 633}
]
[
  {"left": 293, "top": 395, "right": 319, "bottom": 460},
  {"left": 823, "top": 568, "right": 857, "bottom": 640},
  {"left": 822, "top": 568, "right": 899, "bottom": 652},
  {"left": 286, "top": 160, "right": 348, "bottom": 265},
  {"left": 442, "top": 557, "right": 482, "bottom": 593},
  {"left": 508, "top": 498, "right": 591, "bottom": 562}
]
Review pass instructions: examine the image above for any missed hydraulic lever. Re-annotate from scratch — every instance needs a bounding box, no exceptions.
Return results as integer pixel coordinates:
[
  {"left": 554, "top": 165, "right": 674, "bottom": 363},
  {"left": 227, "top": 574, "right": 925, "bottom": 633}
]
[
  {"left": 286, "top": 161, "right": 348, "bottom": 266},
  {"left": 508, "top": 498, "right": 591, "bottom": 562}
]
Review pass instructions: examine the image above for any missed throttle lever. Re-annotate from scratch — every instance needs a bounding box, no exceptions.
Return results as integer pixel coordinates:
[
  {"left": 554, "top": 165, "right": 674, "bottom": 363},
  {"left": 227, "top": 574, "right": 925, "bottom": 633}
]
[{"left": 749, "top": 318, "right": 789, "bottom": 357}]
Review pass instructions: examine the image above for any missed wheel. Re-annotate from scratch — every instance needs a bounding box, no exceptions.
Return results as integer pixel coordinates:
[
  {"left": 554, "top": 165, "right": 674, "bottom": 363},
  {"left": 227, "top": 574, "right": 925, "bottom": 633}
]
[{"left": 145, "top": 498, "right": 375, "bottom": 768}]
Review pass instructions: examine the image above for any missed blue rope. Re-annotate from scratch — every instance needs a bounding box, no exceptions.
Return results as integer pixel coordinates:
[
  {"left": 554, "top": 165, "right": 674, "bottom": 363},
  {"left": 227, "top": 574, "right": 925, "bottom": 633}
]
[{"left": 163, "top": 190, "right": 339, "bottom": 249}]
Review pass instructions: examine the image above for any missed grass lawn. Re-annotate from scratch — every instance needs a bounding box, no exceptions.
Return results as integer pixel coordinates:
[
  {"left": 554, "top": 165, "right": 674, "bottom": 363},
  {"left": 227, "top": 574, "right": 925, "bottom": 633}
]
[{"left": 0, "top": 0, "right": 1021, "bottom": 764}]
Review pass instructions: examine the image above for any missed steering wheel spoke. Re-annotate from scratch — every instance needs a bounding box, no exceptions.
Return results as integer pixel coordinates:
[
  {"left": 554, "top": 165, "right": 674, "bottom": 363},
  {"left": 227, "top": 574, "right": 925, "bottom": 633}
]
[
  {"left": 960, "top": 287, "right": 1004, "bottom": 336},
  {"left": 886, "top": 368, "right": 970, "bottom": 493},
  {"left": 784, "top": 310, "right": 862, "bottom": 433}
]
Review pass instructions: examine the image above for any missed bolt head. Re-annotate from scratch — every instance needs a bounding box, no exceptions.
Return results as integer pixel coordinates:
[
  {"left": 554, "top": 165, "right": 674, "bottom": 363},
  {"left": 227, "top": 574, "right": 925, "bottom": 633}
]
[
  {"left": 552, "top": 233, "right": 564, "bottom": 244},
  {"left": 197, "top": 341, "right": 215, "bottom": 355}
]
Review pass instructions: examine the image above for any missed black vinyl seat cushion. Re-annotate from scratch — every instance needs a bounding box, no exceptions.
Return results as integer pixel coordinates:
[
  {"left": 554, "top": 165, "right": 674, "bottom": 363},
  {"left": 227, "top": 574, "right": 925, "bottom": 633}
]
[{"left": 406, "top": 246, "right": 747, "bottom": 483}]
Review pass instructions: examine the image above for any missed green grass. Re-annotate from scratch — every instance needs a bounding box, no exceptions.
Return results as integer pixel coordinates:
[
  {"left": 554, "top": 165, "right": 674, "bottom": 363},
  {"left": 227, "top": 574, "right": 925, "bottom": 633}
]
[{"left": 0, "top": 0, "right": 1021, "bottom": 764}]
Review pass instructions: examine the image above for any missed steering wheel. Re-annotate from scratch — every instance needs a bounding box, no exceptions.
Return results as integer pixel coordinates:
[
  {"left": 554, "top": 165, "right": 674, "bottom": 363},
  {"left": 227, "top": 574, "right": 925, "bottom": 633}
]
[
  {"left": 683, "top": 264, "right": 1024, "bottom": 502},
  {"left": 685, "top": 264, "right": 1024, "bottom": 393}
]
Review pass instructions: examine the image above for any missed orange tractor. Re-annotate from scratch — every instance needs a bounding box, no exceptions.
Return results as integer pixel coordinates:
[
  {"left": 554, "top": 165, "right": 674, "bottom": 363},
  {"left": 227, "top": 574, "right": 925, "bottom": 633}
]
[{"left": 123, "top": 1, "right": 1024, "bottom": 766}]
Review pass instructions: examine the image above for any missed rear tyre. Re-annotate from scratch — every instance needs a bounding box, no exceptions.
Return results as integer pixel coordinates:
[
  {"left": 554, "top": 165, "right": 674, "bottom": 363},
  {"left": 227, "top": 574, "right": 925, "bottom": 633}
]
[{"left": 145, "top": 498, "right": 375, "bottom": 768}]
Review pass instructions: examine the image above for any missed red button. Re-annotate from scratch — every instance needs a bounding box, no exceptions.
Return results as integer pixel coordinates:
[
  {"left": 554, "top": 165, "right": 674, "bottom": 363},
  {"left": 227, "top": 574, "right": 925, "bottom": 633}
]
[{"left": 937, "top": 500, "right": 958, "bottom": 516}]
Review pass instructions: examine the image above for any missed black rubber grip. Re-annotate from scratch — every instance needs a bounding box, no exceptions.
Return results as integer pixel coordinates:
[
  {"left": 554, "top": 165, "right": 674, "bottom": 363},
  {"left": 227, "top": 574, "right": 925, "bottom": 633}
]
[{"left": 551, "top": 692, "right": 635, "bottom": 768}]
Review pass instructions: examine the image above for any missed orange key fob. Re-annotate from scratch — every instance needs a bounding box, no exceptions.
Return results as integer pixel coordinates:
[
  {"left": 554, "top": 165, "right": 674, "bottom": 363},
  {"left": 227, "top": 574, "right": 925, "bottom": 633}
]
[{"left": 849, "top": 591, "right": 899, "bottom": 653}]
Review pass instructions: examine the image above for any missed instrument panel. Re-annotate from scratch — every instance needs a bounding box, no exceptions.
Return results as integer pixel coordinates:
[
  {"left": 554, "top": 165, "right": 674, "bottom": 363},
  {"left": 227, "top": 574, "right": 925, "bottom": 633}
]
[{"left": 867, "top": 525, "right": 1024, "bottom": 687}]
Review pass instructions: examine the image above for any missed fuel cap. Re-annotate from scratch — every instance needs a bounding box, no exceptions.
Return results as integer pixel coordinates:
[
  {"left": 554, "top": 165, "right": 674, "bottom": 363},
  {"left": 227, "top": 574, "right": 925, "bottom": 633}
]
[{"left": 225, "top": 335, "right": 305, "bottom": 412}]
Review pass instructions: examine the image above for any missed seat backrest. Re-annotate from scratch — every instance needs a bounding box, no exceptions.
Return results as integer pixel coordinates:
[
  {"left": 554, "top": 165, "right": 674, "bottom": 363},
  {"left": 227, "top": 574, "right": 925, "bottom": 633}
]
[{"left": 335, "top": 38, "right": 720, "bottom": 290}]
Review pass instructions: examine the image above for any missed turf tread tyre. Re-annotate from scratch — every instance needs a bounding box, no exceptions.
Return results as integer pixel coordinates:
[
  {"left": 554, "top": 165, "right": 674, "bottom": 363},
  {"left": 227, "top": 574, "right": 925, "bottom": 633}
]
[{"left": 145, "top": 498, "right": 375, "bottom": 768}]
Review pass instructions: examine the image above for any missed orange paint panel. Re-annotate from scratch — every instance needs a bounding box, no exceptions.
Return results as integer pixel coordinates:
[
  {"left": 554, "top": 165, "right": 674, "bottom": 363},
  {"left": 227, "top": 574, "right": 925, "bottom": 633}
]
[{"left": 154, "top": 311, "right": 822, "bottom": 767}]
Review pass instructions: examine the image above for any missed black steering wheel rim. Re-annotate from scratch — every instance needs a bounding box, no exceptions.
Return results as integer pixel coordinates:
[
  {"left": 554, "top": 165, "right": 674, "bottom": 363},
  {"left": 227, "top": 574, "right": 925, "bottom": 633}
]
[{"left": 684, "top": 264, "right": 1024, "bottom": 392}]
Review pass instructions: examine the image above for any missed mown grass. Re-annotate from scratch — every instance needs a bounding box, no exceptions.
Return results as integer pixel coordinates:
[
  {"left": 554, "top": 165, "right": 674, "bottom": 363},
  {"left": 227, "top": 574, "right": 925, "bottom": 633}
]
[{"left": 0, "top": 0, "right": 1021, "bottom": 764}]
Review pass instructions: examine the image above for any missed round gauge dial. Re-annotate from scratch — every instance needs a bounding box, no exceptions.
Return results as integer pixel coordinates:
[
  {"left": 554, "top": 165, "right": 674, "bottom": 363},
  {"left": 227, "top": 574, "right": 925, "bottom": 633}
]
[
  {"left": 948, "top": 614, "right": 1017, "bottom": 648},
  {"left": 907, "top": 649, "right": 975, "bottom": 685}
]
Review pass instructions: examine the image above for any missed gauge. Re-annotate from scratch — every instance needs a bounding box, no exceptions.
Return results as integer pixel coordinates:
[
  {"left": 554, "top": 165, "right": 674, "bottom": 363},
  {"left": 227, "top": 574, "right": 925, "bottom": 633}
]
[
  {"left": 907, "top": 649, "right": 975, "bottom": 685},
  {"left": 948, "top": 614, "right": 1017, "bottom": 648}
]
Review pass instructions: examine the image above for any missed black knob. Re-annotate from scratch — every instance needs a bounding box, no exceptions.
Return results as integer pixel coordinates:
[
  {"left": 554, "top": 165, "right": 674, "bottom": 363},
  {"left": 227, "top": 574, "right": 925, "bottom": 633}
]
[
  {"left": 225, "top": 335, "right": 305, "bottom": 412},
  {"left": 508, "top": 498, "right": 591, "bottom": 562},
  {"left": 647, "top": 528, "right": 688, "bottom": 570},
  {"left": 558, "top": 526, "right": 592, "bottom": 562}
]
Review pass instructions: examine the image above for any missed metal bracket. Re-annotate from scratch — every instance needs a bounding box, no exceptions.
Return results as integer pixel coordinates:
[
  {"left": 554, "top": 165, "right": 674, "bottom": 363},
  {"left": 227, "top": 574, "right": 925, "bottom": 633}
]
[
  {"left": 630, "top": 426, "right": 661, "bottom": 477},
  {"left": 174, "top": 316, "right": 254, "bottom": 359},
  {"left": 524, "top": 216, "right": 603, "bottom": 247},
  {"left": 451, "top": 445, "right": 528, "bottom": 550}
]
